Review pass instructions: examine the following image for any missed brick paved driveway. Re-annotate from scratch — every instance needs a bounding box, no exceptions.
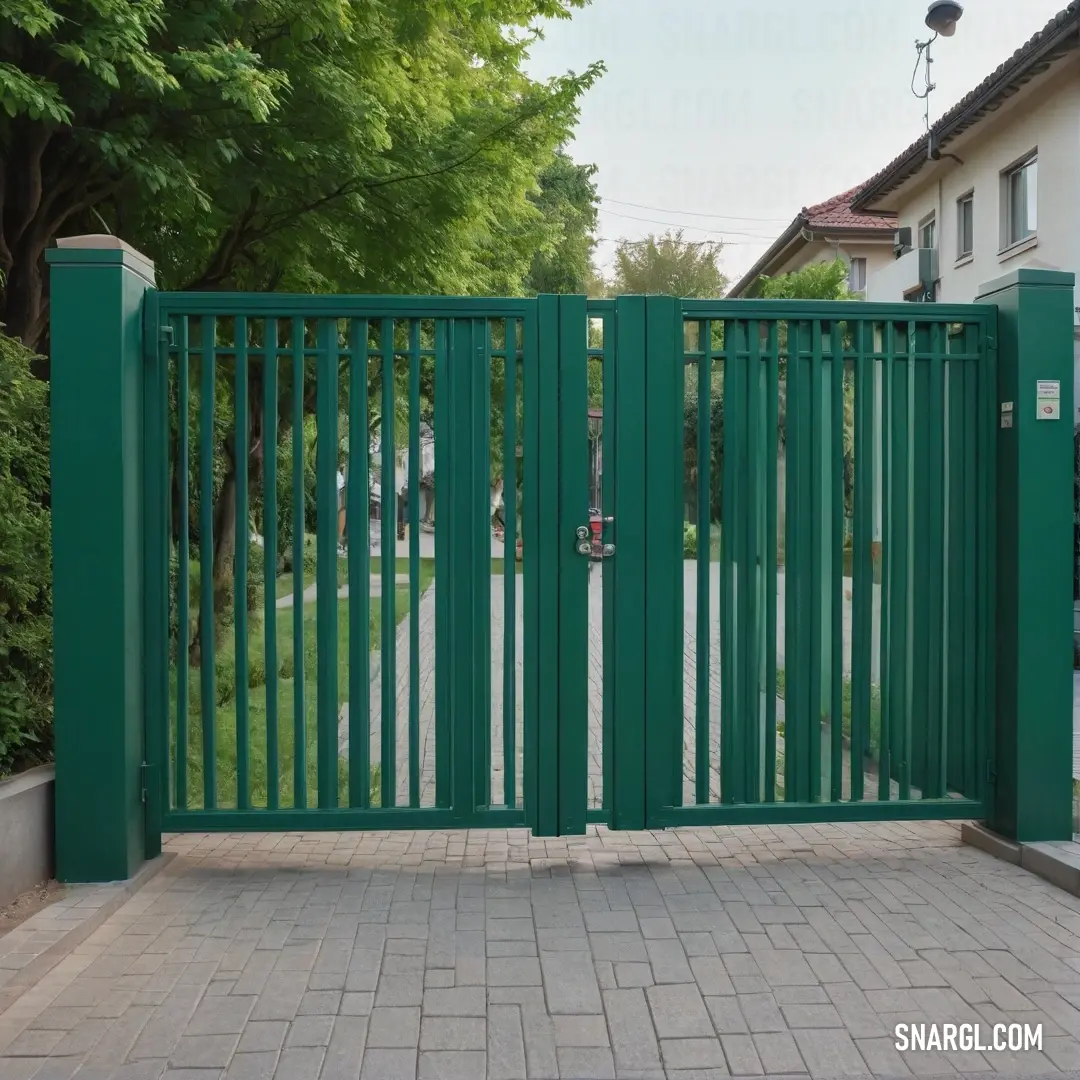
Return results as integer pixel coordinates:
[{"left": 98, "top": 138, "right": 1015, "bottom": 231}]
[{"left": 3, "top": 822, "right": 1080, "bottom": 1079}]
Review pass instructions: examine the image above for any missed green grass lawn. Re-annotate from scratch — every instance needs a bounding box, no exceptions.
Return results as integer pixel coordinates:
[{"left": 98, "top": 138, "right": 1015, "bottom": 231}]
[
  {"left": 274, "top": 551, "right": 520, "bottom": 599},
  {"left": 170, "top": 558, "right": 436, "bottom": 810}
]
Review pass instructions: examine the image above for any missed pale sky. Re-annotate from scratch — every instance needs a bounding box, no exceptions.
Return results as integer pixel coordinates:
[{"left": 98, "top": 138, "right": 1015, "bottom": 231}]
[{"left": 522, "top": 0, "right": 1068, "bottom": 283}]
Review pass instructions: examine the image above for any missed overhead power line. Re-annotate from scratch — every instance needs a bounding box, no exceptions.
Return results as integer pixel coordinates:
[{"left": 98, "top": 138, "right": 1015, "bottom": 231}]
[
  {"left": 593, "top": 235, "right": 777, "bottom": 248},
  {"left": 599, "top": 208, "right": 780, "bottom": 240},
  {"left": 601, "top": 197, "right": 790, "bottom": 224}
]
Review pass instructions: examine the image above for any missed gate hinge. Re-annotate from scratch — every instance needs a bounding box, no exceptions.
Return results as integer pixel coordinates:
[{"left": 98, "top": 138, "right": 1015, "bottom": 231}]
[
  {"left": 985, "top": 759, "right": 996, "bottom": 785},
  {"left": 159, "top": 324, "right": 174, "bottom": 343},
  {"left": 140, "top": 761, "right": 151, "bottom": 804}
]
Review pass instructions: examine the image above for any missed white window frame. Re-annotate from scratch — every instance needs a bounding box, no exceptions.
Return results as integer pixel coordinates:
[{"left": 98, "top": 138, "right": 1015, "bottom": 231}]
[
  {"left": 918, "top": 212, "right": 936, "bottom": 251},
  {"left": 1000, "top": 150, "right": 1038, "bottom": 251},
  {"left": 956, "top": 190, "right": 974, "bottom": 261},
  {"left": 848, "top": 256, "right": 867, "bottom": 293}
]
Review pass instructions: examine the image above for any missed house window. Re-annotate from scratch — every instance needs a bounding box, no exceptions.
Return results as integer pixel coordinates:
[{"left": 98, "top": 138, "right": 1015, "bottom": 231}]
[
  {"left": 848, "top": 257, "right": 867, "bottom": 292},
  {"left": 919, "top": 214, "right": 936, "bottom": 250},
  {"left": 1002, "top": 153, "right": 1037, "bottom": 247},
  {"left": 957, "top": 192, "right": 974, "bottom": 259}
]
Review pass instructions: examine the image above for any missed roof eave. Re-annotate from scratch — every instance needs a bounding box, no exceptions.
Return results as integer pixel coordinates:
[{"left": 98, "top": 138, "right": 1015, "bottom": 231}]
[
  {"left": 803, "top": 224, "right": 897, "bottom": 238},
  {"left": 727, "top": 215, "right": 807, "bottom": 298},
  {"left": 728, "top": 220, "right": 896, "bottom": 298},
  {"left": 853, "top": 14, "right": 1080, "bottom": 211}
]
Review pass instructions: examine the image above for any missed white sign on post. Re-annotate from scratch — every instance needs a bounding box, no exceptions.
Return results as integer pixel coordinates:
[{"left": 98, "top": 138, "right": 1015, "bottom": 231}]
[{"left": 1036, "top": 379, "right": 1061, "bottom": 420}]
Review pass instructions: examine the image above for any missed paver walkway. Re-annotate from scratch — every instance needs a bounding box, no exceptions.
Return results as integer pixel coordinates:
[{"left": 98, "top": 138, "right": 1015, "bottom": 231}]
[{"left": 3, "top": 822, "right": 1080, "bottom": 1079}]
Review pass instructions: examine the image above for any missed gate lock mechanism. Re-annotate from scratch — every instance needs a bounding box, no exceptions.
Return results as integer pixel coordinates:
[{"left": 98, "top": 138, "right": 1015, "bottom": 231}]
[{"left": 575, "top": 524, "right": 615, "bottom": 559}]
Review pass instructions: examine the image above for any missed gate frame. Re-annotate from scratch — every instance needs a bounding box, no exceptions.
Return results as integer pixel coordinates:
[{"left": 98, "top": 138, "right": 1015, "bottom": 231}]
[{"left": 47, "top": 237, "right": 1076, "bottom": 882}]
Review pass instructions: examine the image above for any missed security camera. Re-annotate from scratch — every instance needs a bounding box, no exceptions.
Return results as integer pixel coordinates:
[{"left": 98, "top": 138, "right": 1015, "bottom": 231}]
[{"left": 925, "top": 1, "right": 963, "bottom": 37}]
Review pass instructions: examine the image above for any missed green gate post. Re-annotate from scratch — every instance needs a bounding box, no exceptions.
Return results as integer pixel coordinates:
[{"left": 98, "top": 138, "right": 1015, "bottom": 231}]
[
  {"left": 977, "top": 268, "right": 1074, "bottom": 842},
  {"left": 47, "top": 236, "right": 156, "bottom": 881}
]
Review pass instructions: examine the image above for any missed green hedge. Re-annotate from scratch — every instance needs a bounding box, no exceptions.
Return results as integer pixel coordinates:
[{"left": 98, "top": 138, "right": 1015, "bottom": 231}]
[{"left": 0, "top": 331, "right": 52, "bottom": 777}]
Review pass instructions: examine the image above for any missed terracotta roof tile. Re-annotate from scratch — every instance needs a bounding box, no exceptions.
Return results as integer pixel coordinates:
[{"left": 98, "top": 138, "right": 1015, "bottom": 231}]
[
  {"left": 804, "top": 186, "right": 896, "bottom": 231},
  {"left": 727, "top": 184, "right": 896, "bottom": 296}
]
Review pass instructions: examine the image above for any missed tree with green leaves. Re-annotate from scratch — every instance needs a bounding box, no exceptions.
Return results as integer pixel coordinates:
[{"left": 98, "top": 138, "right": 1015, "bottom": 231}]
[
  {"left": 755, "top": 256, "right": 857, "bottom": 300},
  {"left": 523, "top": 149, "right": 599, "bottom": 295},
  {"left": 1, "top": 0, "right": 602, "bottom": 350},
  {"left": 611, "top": 230, "right": 727, "bottom": 298},
  {"left": 0, "top": 327, "right": 50, "bottom": 776},
  {"left": 1, "top": 0, "right": 604, "bottom": 663}
]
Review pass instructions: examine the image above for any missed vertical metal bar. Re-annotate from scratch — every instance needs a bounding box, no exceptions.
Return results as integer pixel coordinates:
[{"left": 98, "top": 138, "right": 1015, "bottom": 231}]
[
  {"left": 264, "top": 320, "right": 279, "bottom": 810},
  {"left": 502, "top": 321, "right": 519, "bottom": 809},
  {"left": 945, "top": 344, "right": 963, "bottom": 794},
  {"left": 348, "top": 318, "right": 371, "bottom": 808},
  {"left": 434, "top": 320, "right": 452, "bottom": 810},
  {"left": 830, "top": 324, "right": 844, "bottom": 803},
  {"left": 600, "top": 308, "right": 616, "bottom": 819},
  {"left": 408, "top": 318, "right": 422, "bottom": 808},
  {"left": 783, "top": 320, "right": 803, "bottom": 802},
  {"left": 719, "top": 321, "right": 740, "bottom": 804},
  {"left": 176, "top": 318, "right": 190, "bottom": 810},
  {"left": 961, "top": 335, "right": 978, "bottom": 797},
  {"left": 910, "top": 324, "right": 931, "bottom": 796},
  {"left": 764, "top": 321, "right": 779, "bottom": 802},
  {"left": 925, "top": 323, "right": 947, "bottom": 798},
  {"left": 695, "top": 319, "right": 711, "bottom": 805},
  {"left": 234, "top": 317, "right": 250, "bottom": 810},
  {"left": 291, "top": 319, "right": 307, "bottom": 809},
  {"left": 976, "top": 319, "right": 997, "bottom": 808},
  {"left": 477, "top": 320, "right": 493, "bottom": 812},
  {"left": 144, "top": 299, "right": 169, "bottom": 842},
  {"left": 199, "top": 317, "right": 217, "bottom": 811},
  {"left": 380, "top": 318, "right": 397, "bottom": 806},
  {"left": 878, "top": 325, "right": 893, "bottom": 801},
  {"left": 611, "top": 297, "right": 646, "bottom": 831},
  {"left": 744, "top": 320, "right": 762, "bottom": 802},
  {"left": 808, "top": 321, "right": 824, "bottom": 803},
  {"left": 315, "top": 318, "right": 339, "bottom": 809},
  {"left": 447, "top": 317, "right": 479, "bottom": 824},
  {"left": 850, "top": 322, "right": 872, "bottom": 803},
  {"left": 525, "top": 301, "right": 553, "bottom": 830},
  {"left": 556, "top": 297, "right": 590, "bottom": 835},
  {"left": 643, "top": 296, "right": 684, "bottom": 820},
  {"left": 891, "top": 327, "right": 912, "bottom": 801}
]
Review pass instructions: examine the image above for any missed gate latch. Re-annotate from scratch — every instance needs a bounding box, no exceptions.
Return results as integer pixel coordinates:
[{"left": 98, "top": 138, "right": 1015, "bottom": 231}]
[{"left": 575, "top": 525, "right": 615, "bottom": 559}]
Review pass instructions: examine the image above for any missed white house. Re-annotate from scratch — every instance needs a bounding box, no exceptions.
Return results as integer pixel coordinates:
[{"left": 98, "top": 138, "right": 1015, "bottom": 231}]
[
  {"left": 860, "top": 2, "right": 1080, "bottom": 415},
  {"left": 728, "top": 186, "right": 897, "bottom": 298}
]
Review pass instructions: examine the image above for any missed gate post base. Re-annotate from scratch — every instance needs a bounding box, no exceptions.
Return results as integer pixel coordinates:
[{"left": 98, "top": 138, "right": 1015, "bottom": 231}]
[
  {"left": 977, "top": 268, "right": 1074, "bottom": 843},
  {"left": 47, "top": 236, "right": 156, "bottom": 882},
  {"left": 960, "top": 821, "right": 1022, "bottom": 864}
]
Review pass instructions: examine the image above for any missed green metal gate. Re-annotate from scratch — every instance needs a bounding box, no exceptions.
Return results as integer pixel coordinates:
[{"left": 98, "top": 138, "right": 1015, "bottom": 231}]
[
  {"left": 142, "top": 290, "right": 996, "bottom": 837},
  {"left": 558, "top": 296, "right": 998, "bottom": 832},
  {"left": 145, "top": 295, "right": 555, "bottom": 833}
]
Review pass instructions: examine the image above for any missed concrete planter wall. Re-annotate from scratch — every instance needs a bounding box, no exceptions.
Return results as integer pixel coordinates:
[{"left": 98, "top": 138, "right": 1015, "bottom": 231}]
[{"left": 0, "top": 765, "right": 54, "bottom": 906}]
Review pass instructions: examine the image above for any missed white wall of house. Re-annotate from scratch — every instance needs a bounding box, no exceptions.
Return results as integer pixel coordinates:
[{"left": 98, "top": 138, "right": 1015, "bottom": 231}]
[
  {"left": 874, "top": 66, "right": 1079, "bottom": 291},
  {"left": 782, "top": 239, "right": 894, "bottom": 287},
  {"left": 766, "top": 238, "right": 894, "bottom": 294},
  {"left": 866, "top": 58, "right": 1080, "bottom": 418}
]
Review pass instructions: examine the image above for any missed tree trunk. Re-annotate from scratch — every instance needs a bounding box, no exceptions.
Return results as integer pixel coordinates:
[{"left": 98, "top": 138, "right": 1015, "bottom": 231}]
[
  {"left": 189, "top": 446, "right": 238, "bottom": 668},
  {"left": 2, "top": 236, "right": 48, "bottom": 350},
  {"left": 186, "top": 375, "right": 268, "bottom": 667}
]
